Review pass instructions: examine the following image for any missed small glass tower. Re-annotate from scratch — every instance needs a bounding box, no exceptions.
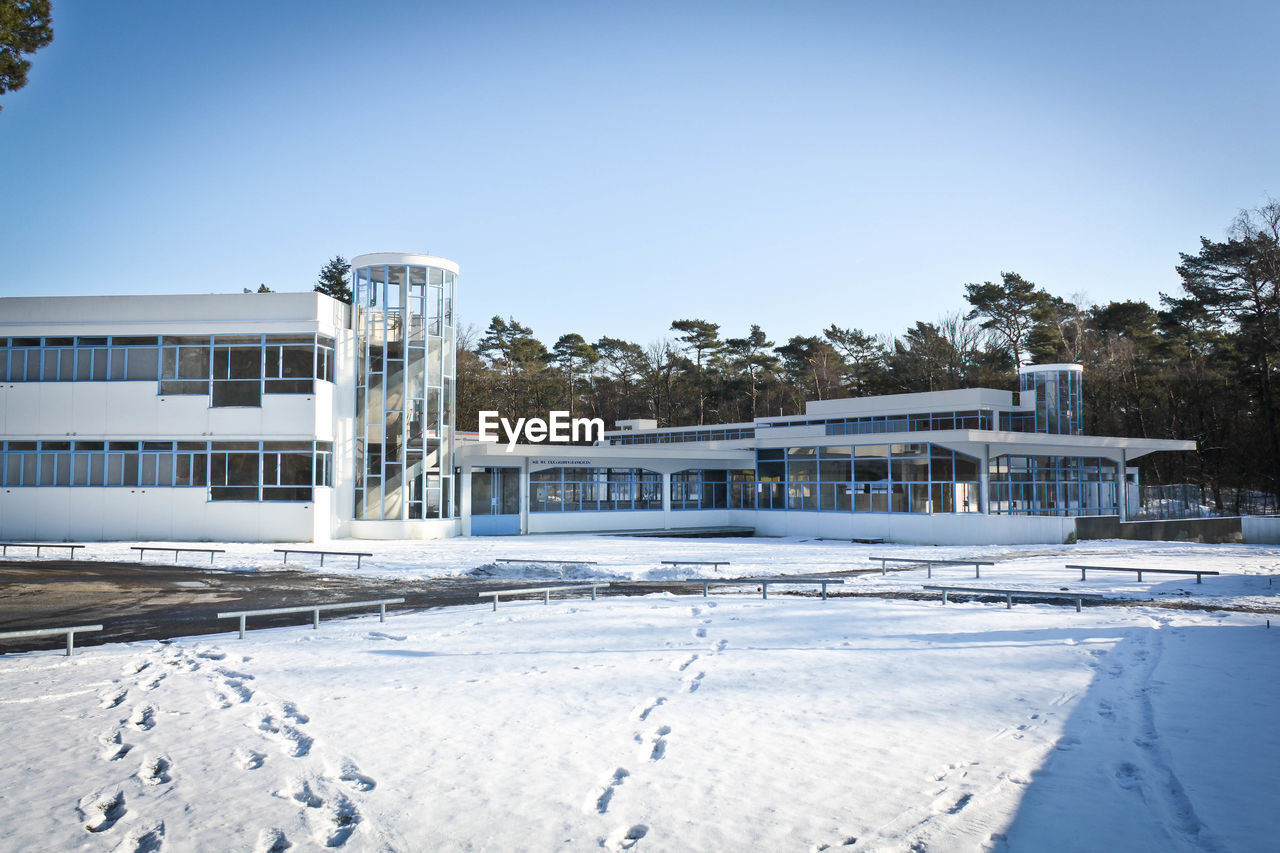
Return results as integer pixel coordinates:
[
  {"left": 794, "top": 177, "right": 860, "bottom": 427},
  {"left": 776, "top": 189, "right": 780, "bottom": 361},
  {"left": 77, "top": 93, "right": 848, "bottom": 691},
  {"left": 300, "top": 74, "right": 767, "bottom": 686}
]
[
  {"left": 351, "top": 253, "right": 457, "bottom": 521},
  {"left": 1018, "top": 363, "right": 1083, "bottom": 435}
]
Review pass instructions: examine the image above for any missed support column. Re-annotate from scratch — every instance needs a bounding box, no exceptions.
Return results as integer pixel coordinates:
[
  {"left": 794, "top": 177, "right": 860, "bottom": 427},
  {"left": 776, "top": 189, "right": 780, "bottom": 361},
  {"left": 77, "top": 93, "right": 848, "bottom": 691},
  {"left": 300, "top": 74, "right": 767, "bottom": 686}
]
[
  {"left": 979, "top": 443, "right": 991, "bottom": 515},
  {"left": 519, "top": 459, "right": 530, "bottom": 535},
  {"left": 1117, "top": 449, "right": 1128, "bottom": 521},
  {"left": 662, "top": 470, "right": 672, "bottom": 530},
  {"left": 459, "top": 461, "right": 473, "bottom": 536}
]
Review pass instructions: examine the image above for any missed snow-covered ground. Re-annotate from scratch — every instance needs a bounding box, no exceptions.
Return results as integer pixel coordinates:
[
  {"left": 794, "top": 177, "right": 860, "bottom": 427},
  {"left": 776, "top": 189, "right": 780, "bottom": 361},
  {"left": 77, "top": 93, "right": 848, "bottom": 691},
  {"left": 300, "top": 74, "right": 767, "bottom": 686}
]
[
  {"left": 1, "top": 586, "right": 1277, "bottom": 851},
  {"left": 3, "top": 536, "right": 1279, "bottom": 851},
  {"left": 69, "top": 535, "right": 1280, "bottom": 611}
]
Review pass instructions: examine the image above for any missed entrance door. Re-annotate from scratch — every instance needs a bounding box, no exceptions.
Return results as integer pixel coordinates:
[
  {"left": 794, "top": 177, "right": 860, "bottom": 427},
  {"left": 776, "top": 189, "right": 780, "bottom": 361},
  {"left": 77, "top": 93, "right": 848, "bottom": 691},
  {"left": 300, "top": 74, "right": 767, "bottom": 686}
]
[{"left": 470, "top": 467, "right": 522, "bottom": 535}]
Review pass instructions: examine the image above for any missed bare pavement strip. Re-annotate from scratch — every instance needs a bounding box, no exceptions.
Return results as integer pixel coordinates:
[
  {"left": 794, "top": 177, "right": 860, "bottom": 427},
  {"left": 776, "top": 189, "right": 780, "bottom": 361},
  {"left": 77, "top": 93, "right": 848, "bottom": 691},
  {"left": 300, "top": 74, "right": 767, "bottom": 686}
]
[{"left": 1, "top": 559, "right": 1275, "bottom": 655}]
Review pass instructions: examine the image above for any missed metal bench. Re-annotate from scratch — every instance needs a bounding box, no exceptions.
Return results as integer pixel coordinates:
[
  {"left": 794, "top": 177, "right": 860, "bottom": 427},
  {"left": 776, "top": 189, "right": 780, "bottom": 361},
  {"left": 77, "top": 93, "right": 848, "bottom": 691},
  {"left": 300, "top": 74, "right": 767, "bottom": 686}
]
[
  {"left": 0, "top": 624, "right": 103, "bottom": 656},
  {"left": 870, "top": 556, "right": 995, "bottom": 578},
  {"left": 923, "top": 584, "right": 1107, "bottom": 612},
  {"left": 685, "top": 577, "right": 845, "bottom": 600},
  {"left": 660, "top": 560, "right": 730, "bottom": 570},
  {"left": 492, "top": 558, "right": 599, "bottom": 566},
  {"left": 481, "top": 583, "right": 610, "bottom": 610},
  {"left": 1067, "top": 564, "right": 1220, "bottom": 584},
  {"left": 274, "top": 548, "right": 374, "bottom": 569},
  {"left": 0, "top": 542, "right": 85, "bottom": 559},
  {"left": 218, "top": 598, "right": 404, "bottom": 639},
  {"left": 132, "top": 545, "right": 226, "bottom": 565}
]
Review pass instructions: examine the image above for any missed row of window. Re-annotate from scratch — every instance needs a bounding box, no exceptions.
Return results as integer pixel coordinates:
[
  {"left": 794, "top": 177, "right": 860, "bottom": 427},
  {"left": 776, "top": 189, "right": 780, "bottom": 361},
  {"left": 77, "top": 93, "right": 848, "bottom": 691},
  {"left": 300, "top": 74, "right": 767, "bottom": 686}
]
[
  {"left": 0, "top": 440, "right": 332, "bottom": 502},
  {"left": 0, "top": 334, "right": 336, "bottom": 407},
  {"left": 988, "top": 454, "right": 1118, "bottom": 515},
  {"left": 609, "top": 427, "right": 755, "bottom": 446},
  {"left": 756, "top": 444, "right": 982, "bottom": 484},
  {"left": 609, "top": 405, "right": 1054, "bottom": 446},
  {"left": 1021, "top": 369, "right": 1083, "bottom": 436},
  {"left": 529, "top": 467, "right": 664, "bottom": 512}
]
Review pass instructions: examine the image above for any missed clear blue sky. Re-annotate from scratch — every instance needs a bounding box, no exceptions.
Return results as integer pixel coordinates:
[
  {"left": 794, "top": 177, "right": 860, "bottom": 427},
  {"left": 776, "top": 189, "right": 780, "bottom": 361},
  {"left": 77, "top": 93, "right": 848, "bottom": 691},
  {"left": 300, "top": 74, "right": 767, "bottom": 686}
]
[{"left": 2, "top": 1, "right": 1277, "bottom": 348}]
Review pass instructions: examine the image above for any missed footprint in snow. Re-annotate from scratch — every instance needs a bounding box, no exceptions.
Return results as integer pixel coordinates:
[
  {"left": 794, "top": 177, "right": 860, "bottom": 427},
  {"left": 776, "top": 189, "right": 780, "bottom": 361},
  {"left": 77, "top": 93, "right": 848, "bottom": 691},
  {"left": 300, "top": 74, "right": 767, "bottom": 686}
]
[
  {"left": 669, "top": 654, "right": 698, "bottom": 672},
  {"left": 586, "top": 767, "right": 630, "bottom": 815},
  {"left": 98, "top": 687, "right": 128, "bottom": 709},
  {"left": 254, "top": 828, "right": 291, "bottom": 853},
  {"left": 127, "top": 705, "right": 156, "bottom": 731},
  {"left": 136, "top": 754, "right": 173, "bottom": 786},
  {"left": 235, "top": 747, "right": 266, "bottom": 771},
  {"left": 630, "top": 697, "right": 666, "bottom": 722},
  {"left": 98, "top": 729, "right": 132, "bottom": 762},
  {"left": 684, "top": 672, "right": 705, "bottom": 693},
  {"left": 118, "top": 821, "right": 165, "bottom": 853},
  {"left": 604, "top": 824, "right": 649, "bottom": 851},
  {"left": 78, "top": 789, "right": 126, "bottom": 833}
]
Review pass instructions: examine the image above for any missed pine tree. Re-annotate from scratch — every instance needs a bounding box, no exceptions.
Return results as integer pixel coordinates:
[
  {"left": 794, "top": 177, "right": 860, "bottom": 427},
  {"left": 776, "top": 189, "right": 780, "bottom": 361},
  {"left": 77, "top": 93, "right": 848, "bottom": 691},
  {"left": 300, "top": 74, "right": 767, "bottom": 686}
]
[{"left": 315, "top": 256, "right": 352, "bottom": 303}]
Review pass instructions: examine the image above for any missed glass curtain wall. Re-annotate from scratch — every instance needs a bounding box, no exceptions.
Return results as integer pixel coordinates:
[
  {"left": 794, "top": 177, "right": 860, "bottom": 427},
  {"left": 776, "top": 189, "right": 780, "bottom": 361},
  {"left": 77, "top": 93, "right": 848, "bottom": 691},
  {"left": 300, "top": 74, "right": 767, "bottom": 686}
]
[
  {"left": 987, "top": 455, "right": 1117, "bottom": 515},
  {"left": 1020, "top": 368, "right": 1083, "bottom": 435},
  {"left": 755, "top": 444, "right": 982, "bottom": 513},
  {"left": 354, "top": 262, "right": 456, "bottom": 520}
]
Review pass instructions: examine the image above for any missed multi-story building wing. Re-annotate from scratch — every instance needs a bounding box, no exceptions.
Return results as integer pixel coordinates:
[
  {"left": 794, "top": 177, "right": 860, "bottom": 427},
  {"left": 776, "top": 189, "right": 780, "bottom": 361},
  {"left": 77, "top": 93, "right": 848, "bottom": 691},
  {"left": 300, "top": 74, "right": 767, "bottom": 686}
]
[{"left": 0, "top": 252, "right": 1193, "bottom": 545}]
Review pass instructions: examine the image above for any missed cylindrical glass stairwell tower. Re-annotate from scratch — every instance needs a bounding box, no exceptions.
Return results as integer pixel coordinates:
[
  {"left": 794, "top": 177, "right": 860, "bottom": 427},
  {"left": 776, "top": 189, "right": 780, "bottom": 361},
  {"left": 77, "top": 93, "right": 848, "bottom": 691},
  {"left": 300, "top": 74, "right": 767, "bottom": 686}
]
[{"left": 350, "top": 253, "right": 457, "bottom": 521}]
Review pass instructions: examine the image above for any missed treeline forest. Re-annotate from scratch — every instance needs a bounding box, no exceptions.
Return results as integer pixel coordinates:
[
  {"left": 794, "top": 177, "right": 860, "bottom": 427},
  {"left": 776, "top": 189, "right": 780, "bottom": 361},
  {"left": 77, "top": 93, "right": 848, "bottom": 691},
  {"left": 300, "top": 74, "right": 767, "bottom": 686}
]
[{"left": 322, "top": 202, "right": 1280, "bottom": 509}]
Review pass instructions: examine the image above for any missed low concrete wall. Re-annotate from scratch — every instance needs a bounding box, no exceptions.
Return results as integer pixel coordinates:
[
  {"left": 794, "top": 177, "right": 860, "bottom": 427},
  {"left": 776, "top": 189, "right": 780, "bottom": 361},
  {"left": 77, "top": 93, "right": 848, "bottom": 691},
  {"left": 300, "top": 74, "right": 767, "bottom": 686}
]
[
  {"left": 737, "top": 511, "right": 1076, "bottom": 545},
  {"left": 1242, "top": 516, "right": 1280, "bottom": 544},
  {"left": 1077, "top": 515, "right": 1243, "bottom": 543}
]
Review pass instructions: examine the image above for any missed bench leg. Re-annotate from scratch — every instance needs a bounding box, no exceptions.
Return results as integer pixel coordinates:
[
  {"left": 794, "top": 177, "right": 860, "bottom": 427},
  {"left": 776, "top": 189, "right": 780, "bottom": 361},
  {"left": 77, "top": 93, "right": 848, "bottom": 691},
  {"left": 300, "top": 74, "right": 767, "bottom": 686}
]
[
  {"left": 211, "top": 553, "right": 216, "bottom": 566},
  {"left": 1196, "top": 574, "right": 1202, "bottom": 583},
  {"left": 66, "top": 631, "right": 74, "bottom": 657},
  {"left": 1081, "top": 568, "right": 1086, "bottom": 581},
  {"left": 239, "top": 615, "right": 246, "bottom": 640},
  {"left": 1075, "top": 598, "right": 1082, "bottom": 613},
  {"left": 881, "top": 560, "right": 886, "bottom": 575},
  {"left": 380, "top": 604, "right": 386, "bottom": 622},
  {"left": 544, "top": 591, "right": 550, "bottom": 605},
  {"left": 822, "top": 583, "right": 827, "bottom": 601},
  {"left": 591, "top": 586, "right": 597, "bottom": 601},
  {"left": 320, "top": 554, "right": 326, "bottom": 567},
  {"left": 313, "top": 609, "right": 320, "bottom": 629},
  {"left": 976, "top": 565, "right": 981, "bottom": 579},
  {"left": 927, "top": 564, "right": 932, "bottom": 579},
  {"left": 703, "top": 582, "right": 709, "bottom": 597},
  {"left": 357, "top": 556, "right": 363, "bottom": 570},
  {"left": 493, "top": 596, "right": 498, "bottom": 612},
  {"left": 762, "top": 584, "right": 768, "bottom": 600},
  {"left": 942, "top": 591, "right": 948, "bottom": 605},
  {"left": 1006, "top": 594, "right": 1012, "bottom": 609}
]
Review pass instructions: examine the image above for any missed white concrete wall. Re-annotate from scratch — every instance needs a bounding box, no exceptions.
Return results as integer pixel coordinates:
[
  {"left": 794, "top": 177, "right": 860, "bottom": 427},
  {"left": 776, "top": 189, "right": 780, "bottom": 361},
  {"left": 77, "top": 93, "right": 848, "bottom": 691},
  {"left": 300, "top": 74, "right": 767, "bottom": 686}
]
[
  {"left": 735, "top": 510, "right": 1077, "bottom": 545},
  {"left": 1242, "top": 516, "right": 1280, "bottom": 544},
  {"left": 527, "top": 510, "right": 733, "bottom": 534},
  {"left": 0, "top": 488, "right": 317, "bottom": 542},
  {"left": 0, "top": 382, "right": 324, "bottom": 438},
  {"left": 348, "top": 519, "right": 460, "bottom": 540}
]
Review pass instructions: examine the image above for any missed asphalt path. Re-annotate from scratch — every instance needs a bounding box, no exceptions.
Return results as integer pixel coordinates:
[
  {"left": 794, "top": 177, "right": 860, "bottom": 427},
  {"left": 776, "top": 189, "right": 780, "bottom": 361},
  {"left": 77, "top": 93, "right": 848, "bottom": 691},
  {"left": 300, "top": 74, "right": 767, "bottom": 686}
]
[
  {"left": 0, "top": 558, "right": 879, "bottom": 653},
  {"left": 5, "top": 558, "right": 1268, "bottom": 655}
]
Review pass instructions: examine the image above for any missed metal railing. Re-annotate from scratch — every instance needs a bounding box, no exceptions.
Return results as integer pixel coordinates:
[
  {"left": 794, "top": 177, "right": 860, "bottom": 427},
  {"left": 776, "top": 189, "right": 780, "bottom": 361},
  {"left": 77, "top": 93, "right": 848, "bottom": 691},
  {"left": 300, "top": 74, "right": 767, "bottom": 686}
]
[
  {"left": 922, "top": 584, "right": 1106, "bottom": 612},
  {"left": 0, "top": 624, "right": 103, "bottom": 656},
  {"left": 218, "top": 598, "right": 404, "bottom": 639},
  {"left": 1067, "top": 564, "right": 1220, "bottom": 584},
  {"left": 869, "top": 556, "right": 995, "bottom": 578},
  {"left": 481, "top": 583, "right": 609, "bottom": 610},
  {"left": 274, "top": 548, "right": 374, "bottom": 569}
]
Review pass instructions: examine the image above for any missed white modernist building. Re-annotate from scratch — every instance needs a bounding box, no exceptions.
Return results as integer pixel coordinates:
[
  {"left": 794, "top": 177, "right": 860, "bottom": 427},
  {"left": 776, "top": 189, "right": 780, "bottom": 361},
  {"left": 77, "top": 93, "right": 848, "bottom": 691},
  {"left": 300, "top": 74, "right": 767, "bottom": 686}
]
[{"left": 0, "top": 253, "right": 1194, "bottom": 544}]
